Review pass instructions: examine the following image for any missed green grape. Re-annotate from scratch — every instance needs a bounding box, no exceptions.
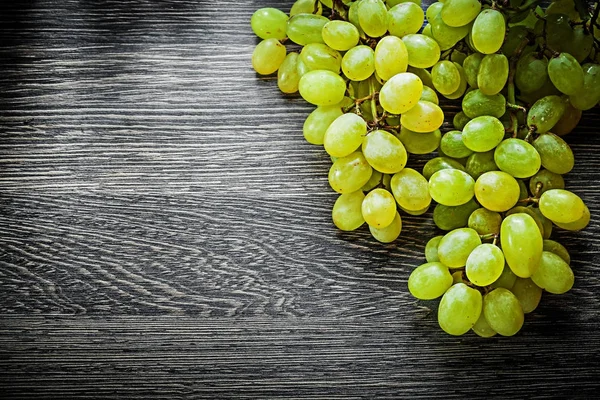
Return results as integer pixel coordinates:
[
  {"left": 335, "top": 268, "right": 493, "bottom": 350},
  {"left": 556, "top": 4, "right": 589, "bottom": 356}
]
[
  {"left": 421, "top": 23, "right": 434, "bottom": 38},
  {"left": 433, "top": 198, "right": 479, "bottom": 231},
  {"left": 444, "top": 62, "right": 468, "bottom": 100},
  {"left": 390, "top": 168, "right": 431, "bottom": 211},
  {"left": 251, "top": 7, "right": 289, "bottom": 40},
  {"left": 569, "top": 63, "right": 600, "bottom": 111},
  {"left": 303, "top": 105, "right": 343, "bottom": 145},
  {"left": 387, "top": 2, "right": 424, "bottom": 38},
  {"left": 252, "top": 39, "right": 287, "bottom": 75},
  {"left": 286, "top": 13, "right": 329, "bottom": 45},
  {"left": 506, "top": 206, "right": 547, "bottom": 238},
  {"left": 379, "top": 72, "right": 423, "bottom": 114},
  {"left": 452, "top": 270, "right": 465, "bottom": 284},
  {"left": 437, "top": 227, "right": 481, "bottom": 268},
  {"left": 441, "top": 0, "right": 481, "bottom": 27},
  {"left": 465, "top": 150, "right": 498, "bottom": 180},
  {"left": 547, "top": 53, "right": 584, "bottom": 96},
  {"left": 532, "top": 207, "right": 553, "bottom": 240},
  {"left": 440, "top": 130, "right": 473, "bottom": 159},
  {"left": 278, "top": 52, "right": 301, "bottom": 93},
  {"left": 300, "top": 43, "right": 342, "bottom": 73},
  {"left": 320, "top": 0, "right": 333, "bottom": 7},
  {"left": 332, "top": 190, "right": 366, "bottom": 231},
  {"left": 468, "top": 207, "right": 502, "bottom": 235},
  {"left": 462, "top": 89, "right": 506, "bottom": 119},
  {"left": 290, "top": 0, "right": 322, "bottom": 16},
  {"left": 483, "top": 288, "right": 524, "bottom": 336},
  {"left": 532, "top": 133, "right": 574, "bottom": 175},
  {"left": 342, "top": 45, "right": 375, "bottom": 81},
  {"left": 425, "top": 235, "right": 443, "bottom": 262},
  {"left": 374, "top": 36, "right": 409, "bottom": 81},
  {"left": 323, "top": 113, "right": 368, "bottom": 158},
  {"left": 531, "top": 251, "right": 574, "bottom": 294},
  {"left": 438, "top": 283, "right": 483, "bottom": 336},
  {"left": 429, "top": 169, "right": 475, "bottom": 207},
  {"left": 347, "top": 0, "right": 366, "bottom": 37},
  {"left": 462, "top": 116, "right": 505, "bottom": 153},
  {"left": 569, "top": 26, "right": 593, "bottom": 63},
  {"left": 422, "top": 156, "right": 466, "bottom": 180},
  {"left": 408, "top": 262, "right": 453, "bottom": 300},
  {"left": 466, "top": 243, "right": 505, "bottom": 287},
  {"left": 453, "top": 111, "right": 471, "bottom": 130},
  {"left": 500, "top": 213, "right": 543, "bottom": 278},
  {"left": 400, "top": 101, "right": 444, "bottom": 133},
  {"left": 362, "top": 130, "right": 408, "bottom": 174},
  {"left": 474, "top": 171, "right": 520, "bottom": 212},
  {"left": 494, "top": 138, "right": 541, "bottom": 179},
  {"left": 387, "top": 0, "right": 422, "bottom": 6},
  {"left": 432, "top": 60, "right": 460, "bottom": 95},
  {"left": 554, "top": 204, "right": 590, "bottom": 231},
  {"left": 472, "top": 312, "right": 497, "bottom": 338},
  {"left": 402, "top": 34, "right": 441, "bottom": 69},
  {"left": 299, "top": 70, "right": 347, "bottom": 106},
  {"left": 450, "top": 49, "right": 468, "bottom": 65},
  {"left": 430, "top": 12, "right": 471, "bottom": 50},
  {"left": 425, "top": 2, "right": 444, "bottom": 22},
  {"left": 526, "top": 95, "right": 567, "bottom": 134},
  {"left": 511, "top": 278, "right": 542, "bottom": 314},
  {"left": 420, "top": 86, "right": 439, "bottom": 104},
  {"left": 370, "top": 211, "right": 403, "bottom": 242},
  {"left": 358, "top": 0, "right": 388, "bottom": 38},
  {"left": 407, "top": 66, "right": 434, "bottom": 88},
  {"left": 463, "top": 52, "right": 483, "bottom": 88},
  {"left": 538, "top": 189, "right": 585, "bottom": 224},
  {"left": 477, "top": 54, "right": 508, "bottom": 96},
  {"left": 361, "top": 188, "right": 397, "bottom": 228},
  {"left": 543, "top": 239, "right": 571, "bottom": 264},
  {"left": 322, "top": 20, "right": 360, "bottom": 51},
  {"left": 362, "top": 170, "right": 383, "bottom": 192},
  {"left": 296, "top": 57, "right": 310, "bottom": 78},
  {"left": 328, "top": 151, "right": 373, "bottom": 194},
  {"left": 397, "top": 127, "right": 441, "bottom": 154},
  {"left": 552, "top": 101, "right": 582, "bottom": 136},
  {"left": 490, "top": 264, "right": 518, "bottom": 290},
  {"left": 534, "top": 14, "right": 573, "bottom": 53},
  {"left": 515, "top": 53, "right": 548, "bottom": 94},
  {"left": 471, "top": 9, "right": 506, "bottom": 54},
  {"left": 529, "top": 169, "right": 565, "bottom": 197}
]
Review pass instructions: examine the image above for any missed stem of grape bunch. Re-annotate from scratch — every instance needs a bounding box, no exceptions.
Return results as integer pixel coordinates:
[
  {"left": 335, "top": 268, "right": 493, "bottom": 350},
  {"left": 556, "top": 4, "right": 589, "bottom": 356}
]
[{"left": 250, "top": 0, "right": 596, "bottom": 337}]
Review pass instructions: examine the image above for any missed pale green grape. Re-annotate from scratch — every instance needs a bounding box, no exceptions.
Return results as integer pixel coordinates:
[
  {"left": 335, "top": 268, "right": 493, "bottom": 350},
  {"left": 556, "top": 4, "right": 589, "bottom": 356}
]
[
  {"left": 323, "top": 113, "right": 367, "bottom": 158},
  {"left": 332, "top": 191, "right": 365, "bottom": 231},
  {"left": 505, "top": 206, "right": 546, "bottom": 238},
  {"left": 408, "top": 262, "right": 453, "bottom": 300},
  {"left": 466, "top": 150, "right": 498, "bottom": 180},
  {"left": 462, "top": 116, "right": 505, "bottom": 153},
  {"left": 425, "top": 2, "right": 444, "bottom": 22},
  {"left": 440, "top": 130, "right": 473, "bottom": 159},
  {"left": 432, "top": 60, "right": 460, "bottom": 95},
  {"left": 511, "top": 278, "right": 542, "bottom": 313},
  {"left": 358, "top": 0, "right": 388, "bottom": 38},
  {"left": 290, "top": 0, "right": 322, "bottom": 16},
  {"left": 433, "top": 198, "right": 479, "bottom": 231},
  {"left": 443, "top": 62, "right": 468, "bottom": 100},
  {"left": 369, "top": 211, "right": 402, "bottom": 242},
  {"left": 430, "top": 12, "right": 471, "bottom": 50},
  {"left": 453, "top": 111, "right": 471, "bottom": 130},
  {"left": 296, "top": 57, "right": 310, "bottom": 78},
  {"left": 397, "top": 127, "right": 441, "bottom": 154},
  {"left": 278, "top": 52, "right": 301, "bottom": 93},
  {"left": 526, "top": 95, "right": 567, "bottom": 134},
  {"left": 361, "top": 188, "right": 397, "bottom": 228},
  {"left": 421, "top": 23, "right": 433, "bottom": 38},
  {"left": 474, "top": 171, "right": 520, "bottom": 212},
  {"left": 490, "top": 264, "right": 518, "bottom": 290},
  {"left": 328, "top": 151, "right": 373, "bottom": 193},
  {"left": 425, "top": 235, "right": 443, "bottom": 262},
  {"left": 515, "top": 53, "right": 548, "bottom": 94},
  {"left": 437, "top": 227, "right": 481, "bottom": 268},
  {"left": 388, "top": 2, "right": 424, "bottom": 37},
  {"left": 429, "top": 169, "right": 475, "bottom": 206},
  {"left": 251, "top": 7, "right": 288, "bottom": 40},
  {"left": 379, "top": 72, "right": 423, "bottom": 114},
  {"left": 468, "top": 207, "right": 501, "bottom": 235},
  {"left": 420, "top": 86, "right": 439, "bottom": 104},
  {"left": 462, "top": 89, "right": 506, "bottom": 118},
  {"left": 531, "top": 251, "right": 574, "bottom": 294},
  {"left": 569, "top": 63, "right": 600, "bottom": 110},
  {"left": 286, "top": 13, "right": 329, "bottom": 45},
  {"left": 299, "top": 70, "right": 346, "bottom": 106},
  {"left": 422, "top": 156, "right": 465, "bottom": 180},
  {"left": 374, "top": 36, "right": 409, "bottom": 81},
  {"left": 400, "top": 101, "right": 444, "bottom": 133},
  {"left": 472, "top": 312, "right": 496, "bottom": 338},
  {"left": 483, "top": 288, "right": 524, "bottom": 336},
  {"left": 300, "top": 43, "right": 342, "bottom": 73},
  {"left": 543, "top": 239, "right": 570, "bottom": 264},
  {"left": 477, "top": 54, "right": 508, "bottom": 96},
  {"left": 554, "top": 204, "right": 590, "bottom": 231},
  {"left": 402, "top": 34, "right": 441, "bottom": 69},
  {"left": 538, "top": 189, "right": 585, "bottom": 224},
  {"left": 500, "top": 213, "right": 543, "bottom": 278},
  {"left": 441, "top": 0, "right": 481, "bottom": 27},
  {"left": 390, "top": 168, "right": 431, "bottom": 211},
  {"left": 322, "top": 20, "right": 360, "bottom": 51},
  {"left": 252, "top": 39, "right": 287, "bottom": 75},
  {"left": 532, "top": 133, "right": 574, "bottom": 175},
  {"left": 494, "top": 138, "right": 541, "bottom": 179},
  {"left": 463, "top": 52, "right": 483, "bottom": 88},
  {"left": 529, "top": 169, "right": 565, "bottom": 197},
  {"left": 438, "top": 283, "right": 482, "bottom": 336},
  {"left": 342, "top": 45, "right": 375, "bottom": 81},
  {"left": 471, "top": 9, "right": 506, "bottom": 54},
  {"left": 348, "top": 0, "right": 366, "bottom": 37},
  {"left": 466, "top": 243, "right": 505, "bottom": 287},
  {"left": 362, "top": 130, "right": 408, "bottom": 174},
  {"left": 303, "top": 105, "right": 343, "bottom": 145},
  {"left": 547, "top": 53, "right": 584, "bottom": 95}
]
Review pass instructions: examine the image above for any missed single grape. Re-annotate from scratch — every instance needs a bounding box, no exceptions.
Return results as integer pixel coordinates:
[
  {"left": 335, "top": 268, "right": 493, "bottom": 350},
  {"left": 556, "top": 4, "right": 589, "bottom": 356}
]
[
  {"left": 278, "top": 52, "right": 301, "bottom": 93},
  {"left": 300, "top": 43, "right": 342, "bottom": 73},
  {"left": 342, "top": 45, "right": 375, "bottom": 81},
  {"left": 443, "top": 62, "right": 468, "bottom": 100},
  {"left": 397, "top": 127, "right": 441, "bottom": 155},
  {"left": 440, "top": 130, "right": 473, "bottom": 159},
  {"left": 408, "top": 262, "right": 453, "bottom": 300},
  {"left": 554, "top": 204, "right": 590, "bottom": 231},
  {"left": 290, "top": 0, "right": 322, "bottom": 16},
  {"left": 374, "top": 36, "right": 409, "bottom": 81},
  {"left": 433, "top": 198, "right": 479, "bottom": 231},
  {"left": 552, "top": 101, "right": 582, "bottom": 136},
  {"left": 332, "top": 191, "right": 366, "bottom": 231},
  {"left": 515, "top": 53, "right": 548, "bottom": 94},
  {"left": 477, "top": 54, "right": 509, "bottom": 96},
  {"left": 387, "top": 2, "right": 424, "bottom": 37},
  {"left": 532, "top": 133, "right": 574, "bottom": 175},
  {"left": 430, "top": 12, "right": 470, "bottom": 50},
  {"left": 466, "top": 243, "right": 505, "bottom": 287},
  {"left": 474, "top": 171, "right": 520, "bottom": 212},
  {"left": 538, "top": 189, "right": 585, "bottom": 224},
  {"left": 569, "top": 63, "right": 600, "bottom": 111},
  {"left": 369, "top": 211, "right": 403, "bottom": 242},
  {"left": 483, "top": 288, "right": 524, "bottom": 336},
  {"left": 422, "top": 156, "right": 466, "bottom": 180},
  {"left": 420, "top": 86, "right": 439, "bottom": 104},
  {"left": 437, "top": 227, "right": 481, "bottom": 268},
  {"left": 425, "top": 235, "right": 444, "bottom": 262},
  {"left": 328, "top": 151, "right": 373, "bottom": 194},
  {"left": 298, "top": 70, "right": 346, "bottom": 106},
  {"left": 429, "top": 169, "right": 475, "bottom": 207},
  {"left": 425, "top": 1, "right": 444, "bottom": 22},
  {"left": 468, "top": 207, "right": 502, "bottom": 235},
  {"left": 390, "top": 168, "right": 431, "bottom": 211},
  {"left": 438, "top": 283, "right": 482, "bottom": 336},
  {"left": 432, "top": 60, "right": 460, "bottom": 95},
  {"left": 362, "top": 130, "right": 408, "bottom": 174},
  {"left": 494, "top": 138, "right": 541, "bottom": 179},
  {"left": 472, "top": 311, "right": 497, "bottom": 338},
  {"left": 462, "top": 116, "right": 505, "bottom": 153},
  {"left": 543, "top": 239, "right": 571, "bottom": 264},
  {"left": 286, "top": 13, "right": 329, "bottom": 45},
  {"left": 531, "top": 251, "right": 574, "bottom": 294},
  {"left": 511, "top": 278, "right": 542, "bottom": 314},
  {"left": 462, "top": 89, "right": 506, "bottom": 119},
  {"left": 463, "top": 52, "right": 484, "bottom": 88},
  {"left": 547, "top": 53, "right": 584, "bottom": 96},
  {"left": 358, "top": 0, "right": 388, "bottom": 38},
  {"left": 324, "top": 113, "right": 368, "bottom": 158},
  {"left": 322, "top": 20, "right": 360, "bottom": 51},
  {"left": 379, "top": 72, "right": 423, "bottom": 114},
  {"left": 471, "top": 9, "right": 506, "bottom": 54},
  {"left": 251, "top": 7, "right": 288, "bottom": 40},
  {"left": 453, "top": 111, "right": 471, "bottom": 130},
  {"left": 252, "top": 38, "right": 287, "bottom": 75},
  {"left": 526, "top": 95, "right": 567, "bottom": 134},
  {"left": 441, "top": 0, "right": 481, "bottom": 27},
  {"left": 362, "top": 188, "right": 397, "bottom": 228},
  {"left": 400, "top": 100, "right": 444, "bottom": 133},
  {"left": 402, "top": 34, "right": 441, "bottom": 69},
  {"left": 303, "top": 105, "right": 343, "bottom": 145},
  {"left": 528, "top": 169, "right": 565, "bottom": 197},
  {"left": 500, "top": 213, "right": 543, "bottom": 278},
  {"left": 490, "top": 264, "right": 518, "bottom": 290}
]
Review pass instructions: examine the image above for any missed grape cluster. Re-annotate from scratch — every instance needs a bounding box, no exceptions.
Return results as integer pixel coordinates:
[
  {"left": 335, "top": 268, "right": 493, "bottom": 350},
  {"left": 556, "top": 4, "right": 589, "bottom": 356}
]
[{"left": 250, "top": 0, "right": 597, "bottom": 337}]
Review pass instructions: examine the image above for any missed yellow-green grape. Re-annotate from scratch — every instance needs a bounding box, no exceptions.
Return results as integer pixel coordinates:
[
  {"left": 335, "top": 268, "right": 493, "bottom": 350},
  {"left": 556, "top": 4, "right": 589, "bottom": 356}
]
[
  {"left": 390, "top": 168, "right": 431, "bottom": 212},
  {"left": 438, "top": 283, "right": 482, "bottom": 336},
  {"left": 466, "top": 150, "right": 498, "bottom": 180},
  {"left": 543, "top": 239, "right": 571, "bottom": 264},
  {"left": 397, "top": 127, "right": 441, "bottom": 154},
  {"left": 569, "top": 63, "right": 600, "bottom": 110},
  {"left": 323, "top": 113, "right": 367, "bottom": 158},
  {"left": 374, "top": 36, "right": 409, "bottom": 81},
  {"left": 506, "top": 206, "right": 546, "bottom": 238},
  {"left": 440, "top": 130, "right": 473, "bottom": 159},
  {"left": 547, "top": 53, "right": 584, "bottom": 95},
  {"left": 251, "top": 7, "right": 288, "bottom": 40},
  {"left": 421, "top": 23, "right": 433, "bottom": 38},
  {"left": 296, "top": 57, "right": 310, "bottom": 78},
  {"left": 420, "top": 86, "right": 439, "bottom": 104},
  {"left": 441, "top": 0, "right": 481, "bottom": 27},
  {"left": 379, "top": 72, "right": 423, "bottom": 114},
  {"left": 290, "top": 0, "right": 322, "bottom": 16},
  {"left": 471, "top": 9, "right": 506, "bottom": 54},
  {"left": 432, "top": 60, "right": 460, "bottom": 95},
  {"left": 538, "top": 189, "right": 585, "bottom": 224},
  {"left": 430, "top": 12, "right": 471, "bottom": 50},
  {"left": 342, "top": 45, "right": 375, "bottom": 81},
  {"left": 408, "top": 262, "right": 453, "bottom": 300},
  {"left": 425, "top": 235, "right": 443, "bottom": 262},
  {"left": 361, "top": 188, "right": 397, "bottom": 228},
  {"left": 400, "top": 204, "right": 430, "bottom": 215},
  {"left": 472, "top": 312, "right": 497, "bottom": 338},
  {"left": 362, "top": 130, "right": 408, "bottom": 174},
  {"left": 332, "top": 191, "right": 365, "bottom": 231},
  {"left": 526, "top": 95, "right": 567, "bottom": 134},
  {"left": 463, "top": 52, "right": 483, "bottom": 88},
  {"left": 511, "top": 278, "right": 542, "bottom": 314},
  {"left": 554, "top": 204, "right": 590, "bottom": 231},
  {"left": 462, "top": 116, "right": 505, "bottom": 153},
  {"left": 347, "top": 0, "right": 366, "bottom": 37},
  {"left": 322, "top": 20, "right": 360, "bottom": 51},
  {"left": 468, "top": 207, "right": 501, "bottom": 235},
  {"left": 425, "top": 1, "right": 444, "bottom": 22},
  {"left": 532, "top": 133, "right": 574, "bottom": 175},
  {"left": 531, "top": 251, "right": 574, "bottom": 294},
  {"left": 444, "top": 62, "right": 468, "bottom": 100},
  {"left": 362, "top": 170, "right": 383, "bottom": 192},
  {"left": 429, "top": 169, "right": 475, "bottom": 206},
  {"left": 369, "top": 211, "right": 402, "bottom": 242},
  {"left": 494, "top": 138, "right": 541, "bottom": 179},
  {"left": 466, "top": 243, "right": 505, "bottom": 287},
  {"left": 252, "top": 39, "right": 287, "bottom": 75},
  {"left": 433, "top": 198, "right": 479, "bottom": 231},
  {"left": 474, "top": 171, "right": 520, "bottom": 212},
  {"left": 387, "top": 2, "right": 424, "bottom": 37},
  {"left": 437, "top": 227, "right": 481, "bottom": 268},
  {"left": 358, "top": 0, "right": 388, "bottom": 38},
  {"left": 491, "top": 264, "right": 518, "bottom": 290},
  {"left": 515, "top": 53, "right": 548, "bottom": 94},
  {"left": 320, "top": 0, "right": 333, "bottom": 7},
  {"left": 387, "top": 0, "right": 422, "bottom": 6},
  {"left": 423, "top": 156, "right": 465, "bottom": 180},
  {"left": 328, "top": 151, "right": 373, "bottom": 193},
  {"left": 529, "top": 169, "right": 564, "bottom": 197},
  {"left": 278, "top": 52, "right": 301, "bottom": 93},
  {"left": 300, "top": 43, "right": 342, "bottom": 73},
  {"left": 453, "top": 111, "right": 471, "bottom": 130},
  {"left": 402, "top": 34, "right": 441, "bottom": 68},
  {"left": 299, "top": 70, "right": 346, "bottom": 106},
  {"left": 286, "top": 13, "right": 329, "bottom": 45},
  {"left": 500, "top": 213, "right": 543, "bottom": 278},
  {"left": 462, "top": 89, "right": 506, "bottom": 118},
  {"left": 400, "top": 101, "right": 444, "bottom": 133},
  {"left": 483, "top": 288, "right": 524, "bottom": 336},
  {"left": 477, "top": 54, "right": 508, "bottom": 96},
  {"left": 303, "top": 105, "right": 343, "bottom": 145}
]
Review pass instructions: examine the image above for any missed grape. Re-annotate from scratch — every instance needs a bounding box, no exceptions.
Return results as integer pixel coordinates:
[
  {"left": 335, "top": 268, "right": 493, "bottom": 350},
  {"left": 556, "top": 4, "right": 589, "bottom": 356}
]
[
  {"left": 471, "top": 9, "right": 506, "bottom": 54},
  {"left": 252, "top": 39, "right": 287, "bottom": 75},
  {"left": 408, "top": 262, "right": 453, "bottom": 300},
  {"left": 475, "top": 171, "right": 520, "bottom": 212},
  {"left": 347, "top": 0, "right": 366, "bottom": 37},
  {"left": 491, "top": 264, "right": 518, "bottom": 290},
  {"left": 422, "top": 157, "right": 466, "bottom": 180},
  {"left": 358, "top": 0, "right": 388, "bottom": 38},
  {"left": 370, "top": 211, "right": 403, "bottom": 242},
  {"left": 425, "top": 235, "right": 443, "bottom": 262},
  {"left": 515, "top": 53, "right": 548, "bottom": 94},
  {"left": 444, "top": 62, "right": 468, "bottom": 100},
  {"left": 506, "top": 206, "right": 546, "bottom": 238},
  {"left": 477, "top": 54, "right": 509, "bottom": 96},
  {"left": 324, "top": 113, "right": 368, "bottom": 158},
  {"left": 432, "top": 60, "right": 460, "bottom": 95},
  {"left": 519, "top": 75, "right": 562, "bottom": 105},
  {"left": 543, "top": 239, "right": 571, "bottom": 264},
  {"left": 547, "top": 53, "right": 584, "bottom": 96},
  {"left": 551, "top": 101, "right": 580, "bottom": 136},
  {"left": 300, "top": 43, "right": 342, "bottom": 73},
  {"left": 466, "top": 243, "right": 505, "bottom": 287},
  {"left": 387, "top": 2, "right": 424, "bottom": 38},
  {"left": 532, "top": 133, "right": 574, "bottom": 175},
  {"left": 299, "top": 70, "right": 347, "bottom": 106},
  {"left": 494, "top": 138, "right": 541, "bottom": 179},
  {"left": 441, "top": 0, "right": 481, "bottom": 27},
  {"left": 374, "top": 36, "right": 409, "bottom": 81},
  {"left": 387, "top": 0, "right": 422, "bottom": 6},
  {"left": 437, "top": 227, "right": 481, "bottom": 268},
  {"left": 529, "top": 169, "right": 565, "bottom": 197},
  {"left": 361, "top": 188, "right": 397, "bottom": 228},
  {"left": 511, "top": 278, "right": 542, "bottom": 314},
  {"left": 421, "top": 23, "right": 433, "bottom": 38},
  {"left": 286, "top": 13, "right": 329, "bottom": 45},
  {"left": 462, "top": 89, "right": 506, "bottom": 119},
  {"left": 400, "top": 101, "right": 444, "bottom": 133},
  {"left": 472, "top": 312, "right": 497, "bottom": 338},
  {"left": 569, "top": 25, "right": 593, "bottom": 62},
  {"left": 538, "top": 189, "right": 585, "bottom": 224},
  {"left": 531, "top": 251, "right": 574, "bottom": 294},
  {"left": 420, "top": 86, "right": 439, "bottom": 104},
  {"left": 296, "top": 57, "right": 310, "bottom": 78},
  {"left": 390, "top": 168, "right": 431, "bottom": 211},
  {"left": 379, "top": 72, "right": 423, "bottom": 114},
  {"left": 332, "top": 190, "right": 366, "bottom": 231},
  {"left": 463, "top": 52, "right": 483, "bottom": 88},
  {"left": 402, "top": 34, "right": 441, "bottom": 69},
  {"left": 453, "top": 111, "right": 471, "bottom": 130},
  {"left": 569, "top": 63, "right": 600, "bottom": 111},
  {"left": 341, "top": 45, "right": 375, "bottom": 81},
  {"left": 466, "top": 150, "right": 498, "bottom": 180},
  {"left": 433, "top": 198, "right": 480, "bottom": 231},
  {"left": 425, "top": 2, "right": 444, "bottom": 22},
  {"left": 278, "top": 52, "right": 301, "bottom": 93},
  {"left": 251, "top": 7, "right": 288, "bottom": 40},
  {"left": 397, "top": 127, "right": 441, "bottom": 154},
  {"left": 440, "top": 130, "right": 473, "bottom": 159},
  {"left": 322, "top": 20, "right": 360, "bottom": 51},
  {"left": 362, "top": 130, "right": 408, "bottom": 174},
  {"left": 438, "top": 283, "right": 482, "bottom": 336},
  {"left": 328, "top": 151, "right": 373, "bottom": 194},
  {"left": 430, "top": 12, "right": 471, "bottom": 50},
  {"left": 303, "top": 105, "right": 343, "bottom": 145},
  {"left": 532, "top": 207, "right": 553, "bottom": 240},
  {"left": 526, "top": 95, "right": 567, "bottom": 134},
  {"left": 554, "top": 204, "right": 590, "bottom": 231},
  {"left": 290, "top": 0, "right": 322, "bottom": 16},
  {"left": 500, "top": 213, "right": 543, "bottom": 278},
  {"left": 462, "top": 116, "right": 505, "bottom": 153},
  {"left": 429, "top": 169, "right": 475, "bottom": 206},
  {"left": 468, "top": 207, "right": 502, "bottom": 235},
  {"left": 407, "top": 66, "right": 434, "bottom": 88},
  {"left": 483, "top": 288, "right": 524, "bottom": 336}
]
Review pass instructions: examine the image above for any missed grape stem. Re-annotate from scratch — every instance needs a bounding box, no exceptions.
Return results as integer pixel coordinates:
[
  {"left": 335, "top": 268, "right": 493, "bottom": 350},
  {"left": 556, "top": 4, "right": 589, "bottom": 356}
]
[
  {"left": 369, "top": 78, "right": 379, "bottom": 126},
  {"left": 518, "top": 196, "right": 540, "bottom": 204}
]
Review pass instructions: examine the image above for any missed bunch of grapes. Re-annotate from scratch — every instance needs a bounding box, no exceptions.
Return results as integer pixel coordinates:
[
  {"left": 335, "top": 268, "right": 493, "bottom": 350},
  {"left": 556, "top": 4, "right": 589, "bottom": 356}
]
[{"left": 249, "top": 0, "right": 598, "bottom": 337}]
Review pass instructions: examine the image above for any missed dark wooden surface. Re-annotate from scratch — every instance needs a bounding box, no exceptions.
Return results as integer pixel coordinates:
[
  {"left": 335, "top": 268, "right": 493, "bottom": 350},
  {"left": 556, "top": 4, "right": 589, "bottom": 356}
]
[{"left": 0, "top": 0, "right": 599, "bottom": 398}]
